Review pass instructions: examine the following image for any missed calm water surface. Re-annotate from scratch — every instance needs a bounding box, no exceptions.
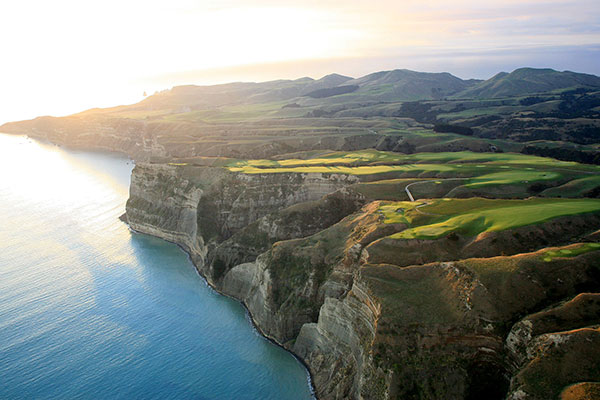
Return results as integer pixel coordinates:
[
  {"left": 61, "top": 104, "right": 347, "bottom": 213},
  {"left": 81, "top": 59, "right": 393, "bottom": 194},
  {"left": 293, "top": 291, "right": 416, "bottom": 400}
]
[{"left": 0, "top": 133, "right": 313, "bottom": 399}]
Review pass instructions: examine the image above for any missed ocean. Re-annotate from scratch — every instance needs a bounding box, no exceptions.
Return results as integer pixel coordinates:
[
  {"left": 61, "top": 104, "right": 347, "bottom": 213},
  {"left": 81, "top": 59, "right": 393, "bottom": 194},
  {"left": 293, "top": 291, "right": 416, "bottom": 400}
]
[{"left": 0, "top": 133, "right": 313, "bottom": 399}]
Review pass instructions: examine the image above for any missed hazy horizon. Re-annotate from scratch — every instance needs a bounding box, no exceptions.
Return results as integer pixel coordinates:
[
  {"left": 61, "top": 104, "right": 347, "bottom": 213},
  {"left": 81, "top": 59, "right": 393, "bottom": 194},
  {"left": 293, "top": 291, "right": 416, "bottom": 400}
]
[{"left": 1, "top": 0, "right": 598, "bottom": 124}]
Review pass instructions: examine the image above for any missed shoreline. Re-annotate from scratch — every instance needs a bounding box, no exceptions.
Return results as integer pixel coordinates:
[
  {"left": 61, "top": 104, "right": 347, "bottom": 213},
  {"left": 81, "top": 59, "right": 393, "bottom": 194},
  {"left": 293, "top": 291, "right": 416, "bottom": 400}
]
[
  {"left": 1, "top": 132, "right": 132, "bottom": 159},
  {"left": 13, "top": 133, "right": 321, "bottom": 397},
  {"left": 122, "top": 218, "right": 319, "bottom": 399}
]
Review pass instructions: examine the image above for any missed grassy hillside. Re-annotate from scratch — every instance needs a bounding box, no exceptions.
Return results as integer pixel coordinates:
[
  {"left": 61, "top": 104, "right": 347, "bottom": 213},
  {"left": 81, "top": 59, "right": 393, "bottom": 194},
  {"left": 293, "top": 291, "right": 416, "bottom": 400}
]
[
  {"left": 455, "top": 68, "right": 600, "bottom": 99},
  {"left": 2, "top": 67, "right": 599, "bottom": 164},
  {"left": 224, "top": 150, "right": 600, "bottom": 199},
  {"left": 226, "top": 149, "right": 597, "bottom": 169},
  {"left": 380, "top": 198, "right": 600, "bottom": 239}
]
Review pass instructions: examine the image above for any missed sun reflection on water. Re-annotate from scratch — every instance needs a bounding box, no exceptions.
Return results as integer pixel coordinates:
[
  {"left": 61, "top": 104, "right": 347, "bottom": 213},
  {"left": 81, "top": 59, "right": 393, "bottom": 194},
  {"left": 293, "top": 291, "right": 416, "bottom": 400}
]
[{"left": 0, "top": 132, "right": 314, "bottom": 400}]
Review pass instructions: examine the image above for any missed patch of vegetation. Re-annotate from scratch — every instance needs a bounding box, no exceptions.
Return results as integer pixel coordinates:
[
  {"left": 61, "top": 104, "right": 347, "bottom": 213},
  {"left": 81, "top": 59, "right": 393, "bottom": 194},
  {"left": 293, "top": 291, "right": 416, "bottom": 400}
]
[
  {"left": 378, "top": 201, "right": 423, "bottom": 225},
  {"left": 352, "top": 179, "right": 422, "bottom": 200},
  {"left": 227, "top": 163, "right": 459, "bottom": 175},
  {"left": 540, "top": 242, "right": 600, "bottom": 262},
  {"left": 381, "top": 198, "right": 600, "bottom": 239},
  {"left": 561, "top": 382, "right": 600, "bottom": 400},
  {"left": 227, "top": 149, "right": 596, "bottom": 171},
  {"left": 520, "top": 96, "right": 549, "bottom": 106},
  {"left": 465, "top": 169, "right": 561, "bottom": 187},
  {"left": 363, "top": 264, "right": 465, "bottom": 325},
  {"left": 304, "top": 85, "right": 359, "bottom": 98}
]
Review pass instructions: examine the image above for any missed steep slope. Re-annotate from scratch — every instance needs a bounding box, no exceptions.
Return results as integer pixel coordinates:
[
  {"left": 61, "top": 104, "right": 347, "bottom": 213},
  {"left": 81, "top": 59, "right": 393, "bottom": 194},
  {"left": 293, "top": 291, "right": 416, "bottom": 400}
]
[{"left": 124, "top": 157, "right": 600, "bottom": 399}]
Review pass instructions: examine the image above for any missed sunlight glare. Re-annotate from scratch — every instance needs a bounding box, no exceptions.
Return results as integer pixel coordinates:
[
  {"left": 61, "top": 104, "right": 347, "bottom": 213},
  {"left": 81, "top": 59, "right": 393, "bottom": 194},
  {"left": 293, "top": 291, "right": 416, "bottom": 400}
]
[{"left": 0, "top": 2, "right": 360, "bottom": 122}]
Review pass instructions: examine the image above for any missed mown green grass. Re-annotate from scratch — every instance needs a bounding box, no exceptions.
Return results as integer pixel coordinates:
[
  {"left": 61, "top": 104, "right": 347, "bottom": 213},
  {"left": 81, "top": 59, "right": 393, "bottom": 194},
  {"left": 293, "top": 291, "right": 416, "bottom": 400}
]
[
  {"left": 380, "top": 198, "right": 600, "bottom": 240},
  {"left": 225, "top": 150, "right": 597, "bottom": 197},
  {"left": 227, "top": 149, "right": 596, "bottom": 171},
  {"left": 465, "top": 170, "right": 561, "bottom": 187},
  {"left": 227, "top": 163, "right": 461, "bottom": 175},
  {"left": 541, "top": 242, "right": 600, "bottom": 262},
  {"left": 378, "top": 201, "right": 423, "bottom": 225}
]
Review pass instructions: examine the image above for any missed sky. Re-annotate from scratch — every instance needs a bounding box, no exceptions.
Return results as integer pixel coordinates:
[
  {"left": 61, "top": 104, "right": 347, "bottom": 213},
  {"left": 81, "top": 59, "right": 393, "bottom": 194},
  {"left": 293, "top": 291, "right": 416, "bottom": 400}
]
[{"left": 0, "top": 0, "right": 599, "bottom": 124}]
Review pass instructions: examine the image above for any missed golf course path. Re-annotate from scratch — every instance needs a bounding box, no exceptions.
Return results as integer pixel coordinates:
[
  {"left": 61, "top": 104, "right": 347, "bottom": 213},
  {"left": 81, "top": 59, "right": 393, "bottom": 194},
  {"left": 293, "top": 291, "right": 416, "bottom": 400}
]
[
  {"left": 404, "top": 178, "right": 469, "bottom": 202},
  {"left": 405, "top": 182, "right": 416, "bottom": 201}
]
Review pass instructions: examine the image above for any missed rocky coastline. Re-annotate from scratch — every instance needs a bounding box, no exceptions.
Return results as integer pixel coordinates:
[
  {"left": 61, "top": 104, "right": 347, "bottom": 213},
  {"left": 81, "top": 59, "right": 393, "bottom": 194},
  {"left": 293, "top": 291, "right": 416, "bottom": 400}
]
[
  {"left": 123, "top": 161, "right": 600, "bottom": 399},
  {"left": 123, "top": 162, "right": 380, "bottom": 398}
]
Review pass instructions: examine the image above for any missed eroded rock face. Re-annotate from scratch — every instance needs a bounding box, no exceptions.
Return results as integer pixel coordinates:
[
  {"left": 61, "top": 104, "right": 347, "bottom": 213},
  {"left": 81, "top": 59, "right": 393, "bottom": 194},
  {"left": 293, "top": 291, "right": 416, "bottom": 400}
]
[
  {"left": 507, "top": 327, "right": 600, "bottom": 400},
  {"left": 294, "top": 279, "right": 383, "bottom": 399},
  {"left": 126, "top": 163, "right": 359, "bottom": 281},
  {"left": 506, "top": 294, "right": 600, "bottom": 400},
  {"left": 209, "top": 187, "right": 367, "bottom": 282},
  {"left": 126, "top": 168, "right": 389, "bottom": 398},
  {"left": 125, "top": 163, "right": 600, "bottom": 400},
  {"left": 126, "top": 163, "right": 212, "bottom": 266}
]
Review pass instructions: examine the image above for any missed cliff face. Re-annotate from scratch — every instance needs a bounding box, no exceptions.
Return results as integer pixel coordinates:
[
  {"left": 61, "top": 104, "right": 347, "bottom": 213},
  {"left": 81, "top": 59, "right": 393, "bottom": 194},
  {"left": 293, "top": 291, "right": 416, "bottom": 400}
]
[
  {"left": 293, "top": 276, "right": 384, "bottom": 399},
  {"left": 126, "top": 163, "right": 387, "bottom": 398},
  {"left": 126, "top": 163, "right": 359, "bottom": 276},
  {"left": 219, "top": 203, "right": 391, "bottom": 398},
  {"left": 361, "top": 252, "right": 600, "bottom": 399},
  {"left": 126, "top": 163, "right": 600, "bottom": 400},
  {"left": 506, "top": 294, "right": 600, "bottom": 399}
]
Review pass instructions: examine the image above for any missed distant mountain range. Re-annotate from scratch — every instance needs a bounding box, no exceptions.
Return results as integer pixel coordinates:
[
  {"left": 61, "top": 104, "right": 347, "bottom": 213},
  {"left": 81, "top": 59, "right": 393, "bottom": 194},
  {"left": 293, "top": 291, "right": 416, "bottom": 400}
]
[
  {"left": 135, "top": 67, "right": 600, "bottom": 111},
  {"left": 455, "top": 68, "right": 600, "bottom": 99}
]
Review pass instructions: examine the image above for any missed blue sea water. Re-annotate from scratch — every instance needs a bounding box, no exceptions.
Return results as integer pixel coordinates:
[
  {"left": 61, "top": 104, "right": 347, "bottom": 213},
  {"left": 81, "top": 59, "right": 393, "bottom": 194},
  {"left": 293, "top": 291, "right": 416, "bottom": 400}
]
[{"left": 0, "top": 134, "right": 314, "bottom": 399}]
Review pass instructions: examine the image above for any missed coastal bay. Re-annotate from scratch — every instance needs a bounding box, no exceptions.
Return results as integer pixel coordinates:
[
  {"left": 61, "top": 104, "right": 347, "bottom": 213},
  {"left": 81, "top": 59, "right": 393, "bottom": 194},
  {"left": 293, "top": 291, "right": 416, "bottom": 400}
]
[{"left": 0, "top": 133, "right": 314, "bottom": 399}]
